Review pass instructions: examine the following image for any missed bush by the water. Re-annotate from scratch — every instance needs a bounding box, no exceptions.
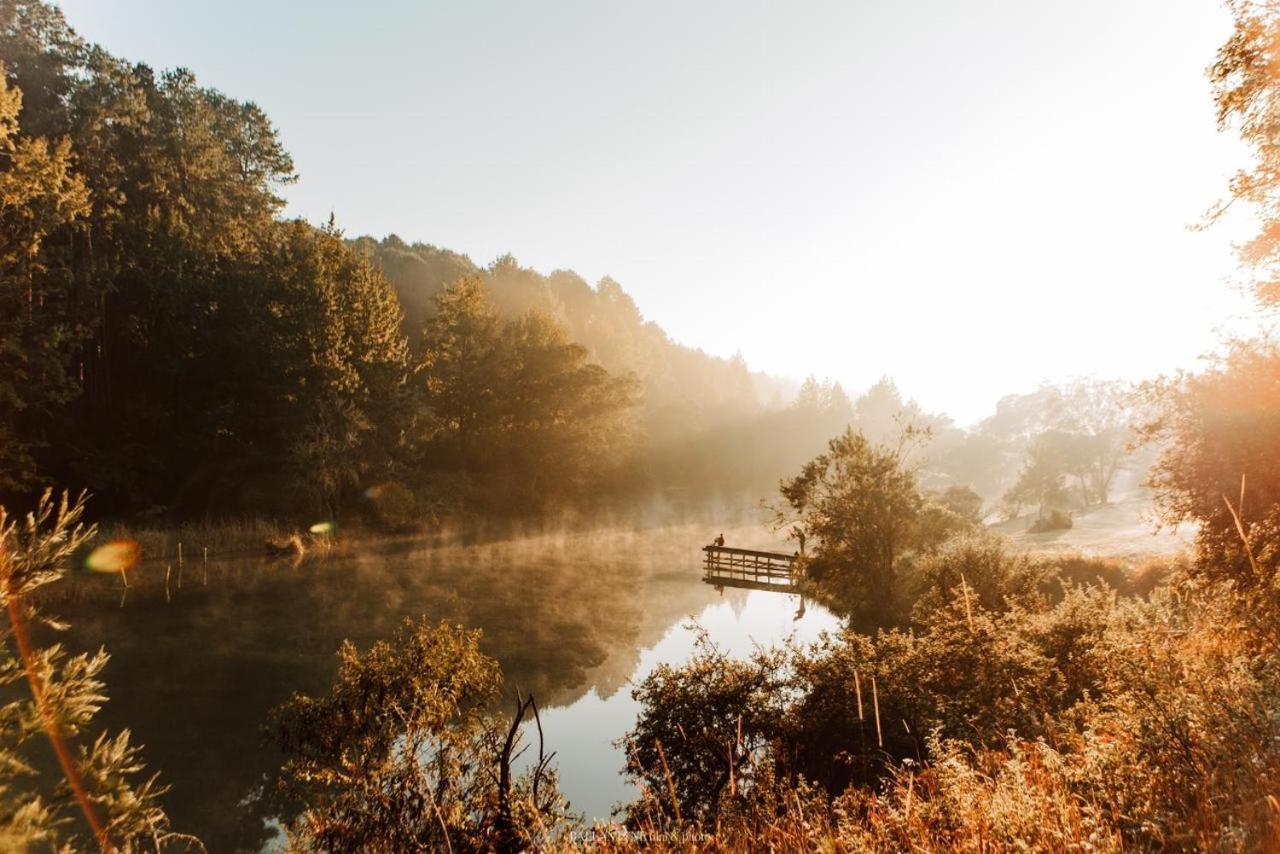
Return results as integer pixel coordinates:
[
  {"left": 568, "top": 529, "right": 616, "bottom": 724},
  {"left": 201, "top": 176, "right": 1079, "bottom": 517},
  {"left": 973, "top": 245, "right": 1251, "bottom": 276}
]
[{"left": 363, "top": 481, "right": 421, "bottom": 532}]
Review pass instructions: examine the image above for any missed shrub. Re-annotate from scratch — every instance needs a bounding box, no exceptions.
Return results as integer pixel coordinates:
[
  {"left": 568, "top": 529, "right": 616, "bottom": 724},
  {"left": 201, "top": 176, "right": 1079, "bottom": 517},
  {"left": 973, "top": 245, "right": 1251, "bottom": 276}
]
[
  {"left": 603, "top": 560, "right": 1280, "bottom": 851},
  {"left": 934, "top": 484, "right": 985, "bottom": 523},
  {"left": 272, "top": 618, "right": 566, "bottom": 852},
  {"left": 1139, "top": 339, "right": 1280, "bottom": 586},
  {"left": 907, "top": 533, "right": 1046, "bottom": 617},
  {"left": 363, "top": 480, "right": 420, "bottom": 532},
  {"left": 0, "top": 491, "right": 185, "bottom": 851},
  {"left": 1044, "top": 553, "right": 1127, "bottom": 590},
  {"left": 777, "top": 427, "right": 926, "bottom": 627},
  {"left": 622, "top": 629, "right": 791, "bottom": 824},
  {"left": 1028, "top": 509, "right": 1073, "bottom": 533}
]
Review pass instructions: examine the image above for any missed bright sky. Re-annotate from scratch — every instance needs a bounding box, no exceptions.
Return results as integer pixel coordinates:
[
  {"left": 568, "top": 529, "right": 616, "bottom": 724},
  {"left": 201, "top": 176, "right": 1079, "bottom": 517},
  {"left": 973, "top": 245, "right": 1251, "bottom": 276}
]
[{"left": 57, "top": 0, "right": 1259, "bottom": 424}]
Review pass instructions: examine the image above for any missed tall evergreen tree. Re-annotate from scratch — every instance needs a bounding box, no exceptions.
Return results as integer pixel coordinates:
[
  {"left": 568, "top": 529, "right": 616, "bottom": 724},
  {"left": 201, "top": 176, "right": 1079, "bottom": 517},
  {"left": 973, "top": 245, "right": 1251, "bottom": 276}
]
[
  {"left": 418, "top": 276, "right": 501, "bottom": 477},
  {"left": 0, "top": 66, "right": 89, "bottom": 497}
]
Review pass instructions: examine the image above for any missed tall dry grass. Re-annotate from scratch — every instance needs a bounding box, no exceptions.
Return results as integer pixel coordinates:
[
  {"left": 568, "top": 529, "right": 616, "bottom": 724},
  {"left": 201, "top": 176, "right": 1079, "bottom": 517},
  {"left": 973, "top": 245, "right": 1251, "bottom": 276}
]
[{"left": 94, "top": 518, "right": 292, "bottom": 562}]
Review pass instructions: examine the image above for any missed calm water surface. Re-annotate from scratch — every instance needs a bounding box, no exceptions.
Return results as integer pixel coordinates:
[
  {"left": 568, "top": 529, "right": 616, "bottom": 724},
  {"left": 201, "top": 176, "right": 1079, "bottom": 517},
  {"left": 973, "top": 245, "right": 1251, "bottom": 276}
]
[{"left": 53, "top": 522, "right": 839, "bottom": 852}]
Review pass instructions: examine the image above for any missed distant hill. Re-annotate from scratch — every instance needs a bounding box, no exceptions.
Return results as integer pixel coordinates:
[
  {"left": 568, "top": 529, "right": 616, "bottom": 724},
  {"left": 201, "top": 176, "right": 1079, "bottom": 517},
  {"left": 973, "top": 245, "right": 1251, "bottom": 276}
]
[{"left": 351, "top": 235, "right": 795, "bottom": 438}]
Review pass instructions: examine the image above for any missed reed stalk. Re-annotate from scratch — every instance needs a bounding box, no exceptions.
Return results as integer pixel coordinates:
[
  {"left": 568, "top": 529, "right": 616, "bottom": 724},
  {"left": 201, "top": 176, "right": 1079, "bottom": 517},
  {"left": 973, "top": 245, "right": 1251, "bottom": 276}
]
[{"left": 872, "top": 675, "right": 883, "bottom": 748}]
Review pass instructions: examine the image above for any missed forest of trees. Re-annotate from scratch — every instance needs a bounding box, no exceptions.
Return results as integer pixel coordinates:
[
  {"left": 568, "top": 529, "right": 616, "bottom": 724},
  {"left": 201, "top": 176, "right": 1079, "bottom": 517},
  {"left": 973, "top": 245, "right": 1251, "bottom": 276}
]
[
  {"left": 0, "top": 2, "right": 659, "bottom": 521},
  {"left": 0, "top": 0, "right": 1147, "bottom": 531}
]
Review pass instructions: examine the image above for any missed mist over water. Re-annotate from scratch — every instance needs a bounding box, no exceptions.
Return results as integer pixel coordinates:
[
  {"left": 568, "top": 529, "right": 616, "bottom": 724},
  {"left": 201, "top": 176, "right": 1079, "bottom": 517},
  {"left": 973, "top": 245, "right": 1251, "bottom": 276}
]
[{"left": 46, "top": 519, "right": 832, "bottom": 851}]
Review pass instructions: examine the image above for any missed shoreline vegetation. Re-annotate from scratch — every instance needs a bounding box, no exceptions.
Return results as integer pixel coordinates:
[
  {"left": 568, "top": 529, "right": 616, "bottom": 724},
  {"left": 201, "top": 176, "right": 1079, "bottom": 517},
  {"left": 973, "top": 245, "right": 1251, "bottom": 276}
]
[
  {"left": 5, "top": 486, "right": 1272, "bottom": 851},
  {"left": 4, "top": 0, "right": 1280, "bottom": 851},
  {"left": 59, "top": 493, "right": 1179, "bottom": 617}
]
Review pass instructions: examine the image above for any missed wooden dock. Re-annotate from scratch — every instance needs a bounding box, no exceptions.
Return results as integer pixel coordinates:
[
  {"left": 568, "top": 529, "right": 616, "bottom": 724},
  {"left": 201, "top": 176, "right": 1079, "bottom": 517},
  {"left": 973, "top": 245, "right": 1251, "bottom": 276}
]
[{"left": 702, "top": 545, "right": 798, "bottom": 593}]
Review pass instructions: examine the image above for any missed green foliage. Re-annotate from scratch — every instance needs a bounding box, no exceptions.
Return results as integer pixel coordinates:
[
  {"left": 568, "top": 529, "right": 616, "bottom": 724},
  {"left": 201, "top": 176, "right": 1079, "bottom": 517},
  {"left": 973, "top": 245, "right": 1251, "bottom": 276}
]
[
  {"left": 832, "top": 579, "right": 1280, "bottom": 852},
  {"left": 0, "top": 491, "right": 184, "bottom": 850},
  {"left": 1003, "top": 430, "right": 1076, "bottom": 516},
  {"left": 363, "top": 481, "right": 420, "bottom": 532},
  {"left": 246, "top": 221, "right": 411, "bottom": 517},
  {"left": 359, "top": 240, "right": 761, "bottom": 442},
  {"left": 358, "top": 238, "right": 779, "bottom": 504},
  {"left": 0, "top": 5, "right": 446, "bottom": 523},
  {"left": 622, "top": 540, "right": 1125, "bottom": 826},
  {"left": 1057, "top": 379, "right": 1133, "bottom": 505},
  {"left": 1139, "top": 339, "right": 1280, "bottom": 582},
  {"left": 0, "top": 3, "right": 294, "bottom": 511},
  {"left": 906, "top": 533, "right": 1046, "bottom": 617},
  {"left": 617, "top": 538, "right": 1280, "bottom": 850},
  {"left": 258, "top": 531, "right": 1273, "bottom": 852},
  {"left": 944, "top": 380, "right": 1133, "bottom": 511},
  {"left": 416, "top": 277, "right": 638, "bottom": 512},
  {"left": 910, "top": 501, "right": 975, "bottom": 554},
  {"left": 933, "top": 483, "right": 984, "bottom": 523},
  {"left": 0, "top": 64, "right": 90, "bottom": 496},
  {"left": 417, "top": 276, "right": 502, "bottom": 476},
  {"left": 272, "top": 618, "right": 565, "bottom": 852},
  {"left": 1211, "top": 0, "right": 1280, "bottom": 305},
  {"left": 999, "top": 387, "right": 1134, "bottom": 518},
  {"left": 623, "top": 630, "right": 790, "bottom": 824},
  {"left": 494, "top": 310, "right": 638, "bottom": 504},
  {"left": 1, "top": 4, "right": 647, "bottom": 523},
  {"left": 777, "top": 426, "right": 929, "bottom": 626},
  {"left": 1043, "top": 552, "right": 1170, "bottom": 597}
]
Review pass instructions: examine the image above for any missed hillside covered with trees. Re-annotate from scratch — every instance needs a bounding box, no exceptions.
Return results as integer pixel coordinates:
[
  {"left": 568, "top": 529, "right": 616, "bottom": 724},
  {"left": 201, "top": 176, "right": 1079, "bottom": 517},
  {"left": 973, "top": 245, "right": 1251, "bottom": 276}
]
[{"left": 0, "top": 1, "right": 1150, "bottom": 531}]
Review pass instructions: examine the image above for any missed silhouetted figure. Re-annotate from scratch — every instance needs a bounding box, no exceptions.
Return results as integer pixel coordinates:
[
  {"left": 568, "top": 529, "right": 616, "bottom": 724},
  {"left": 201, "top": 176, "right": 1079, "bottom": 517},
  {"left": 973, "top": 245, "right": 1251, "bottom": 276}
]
[
  {"left": 714, "top": 533, "right": 725, "bottom": 547},
  {"left": 789, "top": 525, "right": 807, "bottom": 555}
]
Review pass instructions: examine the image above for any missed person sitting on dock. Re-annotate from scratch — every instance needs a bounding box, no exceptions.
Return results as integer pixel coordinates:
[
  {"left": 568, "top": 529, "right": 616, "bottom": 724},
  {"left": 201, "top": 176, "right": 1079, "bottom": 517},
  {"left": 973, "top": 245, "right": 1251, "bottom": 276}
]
[{"left": 714, "top": 532, "right": 725, "bottom": 547}]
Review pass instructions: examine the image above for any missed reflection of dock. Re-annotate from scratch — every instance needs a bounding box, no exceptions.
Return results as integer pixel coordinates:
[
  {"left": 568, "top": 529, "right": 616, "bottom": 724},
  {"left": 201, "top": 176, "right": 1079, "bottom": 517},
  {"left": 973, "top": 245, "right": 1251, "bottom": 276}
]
[{"left": 702, "top": 545, "right": 797, "bottom": 593}]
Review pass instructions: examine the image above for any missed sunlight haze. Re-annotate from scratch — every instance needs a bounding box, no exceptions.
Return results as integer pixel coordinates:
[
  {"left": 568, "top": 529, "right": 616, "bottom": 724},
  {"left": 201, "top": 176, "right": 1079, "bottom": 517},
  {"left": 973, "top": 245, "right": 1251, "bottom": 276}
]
[
  {"left": 10, "top": 2, "right": 1280, "bottom": 847},
  {"left": 58, "top": 0, "right": 1256, "bottom": 422}
]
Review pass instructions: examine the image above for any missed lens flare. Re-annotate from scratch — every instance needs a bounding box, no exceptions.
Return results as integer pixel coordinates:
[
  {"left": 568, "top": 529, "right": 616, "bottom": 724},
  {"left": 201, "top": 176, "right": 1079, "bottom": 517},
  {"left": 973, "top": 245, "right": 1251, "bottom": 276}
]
[
  {"left": 309, "top": 521, "right": 335, "bottom": 534},
  {"left": 84, "top": 539, "right": 140, "bottom": 574}
]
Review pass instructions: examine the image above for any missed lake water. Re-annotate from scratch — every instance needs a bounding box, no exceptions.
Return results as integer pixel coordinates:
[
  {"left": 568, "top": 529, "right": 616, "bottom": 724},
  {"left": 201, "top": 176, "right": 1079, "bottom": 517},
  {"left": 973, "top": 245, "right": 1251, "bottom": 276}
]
[{"left": 52, "top": 521, "right": 840, "bottom": 852}]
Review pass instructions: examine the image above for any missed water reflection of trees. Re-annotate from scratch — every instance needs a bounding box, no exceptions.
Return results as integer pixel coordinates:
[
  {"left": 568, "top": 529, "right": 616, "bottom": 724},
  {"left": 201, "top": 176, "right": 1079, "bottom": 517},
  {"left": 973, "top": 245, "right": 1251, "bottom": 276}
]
[{"left": 49, "top": 524, "right": 759, "bottom": 852}]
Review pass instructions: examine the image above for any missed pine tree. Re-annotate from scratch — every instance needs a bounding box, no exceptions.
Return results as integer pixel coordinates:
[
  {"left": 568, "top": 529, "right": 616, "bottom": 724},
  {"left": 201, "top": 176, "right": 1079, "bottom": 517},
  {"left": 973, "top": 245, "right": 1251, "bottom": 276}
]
[
  {"left": 418, "top": 276, "right": 501, "bottom": 475},
  {"left": 0, "top": 66, "right": 89, "bottom": 497}
]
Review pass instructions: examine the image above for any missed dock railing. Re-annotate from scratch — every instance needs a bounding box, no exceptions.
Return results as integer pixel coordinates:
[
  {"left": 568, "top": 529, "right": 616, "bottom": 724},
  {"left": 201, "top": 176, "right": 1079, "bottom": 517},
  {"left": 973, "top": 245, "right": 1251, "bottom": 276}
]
[{"left": 702, "top": 545, "right": 798, "bottom": 591}]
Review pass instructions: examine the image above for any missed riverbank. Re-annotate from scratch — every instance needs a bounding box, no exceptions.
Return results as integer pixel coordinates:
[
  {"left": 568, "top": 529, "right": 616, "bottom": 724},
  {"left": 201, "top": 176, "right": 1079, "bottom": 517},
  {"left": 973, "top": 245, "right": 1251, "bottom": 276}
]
[{"left": 83, "top": 497, "right": 778, "bottom": 572}]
